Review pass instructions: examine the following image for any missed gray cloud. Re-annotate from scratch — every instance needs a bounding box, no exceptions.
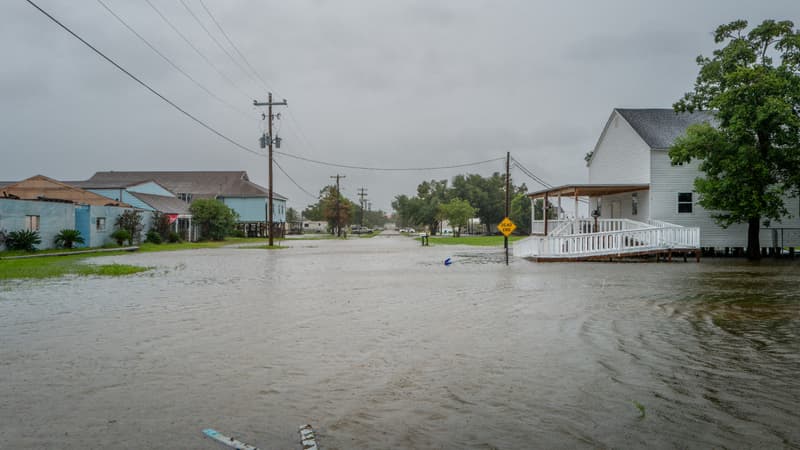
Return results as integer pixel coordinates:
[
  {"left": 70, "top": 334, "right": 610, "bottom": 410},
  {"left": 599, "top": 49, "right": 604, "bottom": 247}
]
[{"left": 2, "top": 0, "right": 799, "bottom": 211}]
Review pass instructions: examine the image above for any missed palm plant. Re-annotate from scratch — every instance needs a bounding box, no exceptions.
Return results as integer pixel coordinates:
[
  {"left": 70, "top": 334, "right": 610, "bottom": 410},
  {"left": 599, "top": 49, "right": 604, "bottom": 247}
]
[
  {"left": 5, "top": 229, "right": 41, "bottom": 252},
  {"left": 54, "top": 229, "right": 85, "bottom": 249}
]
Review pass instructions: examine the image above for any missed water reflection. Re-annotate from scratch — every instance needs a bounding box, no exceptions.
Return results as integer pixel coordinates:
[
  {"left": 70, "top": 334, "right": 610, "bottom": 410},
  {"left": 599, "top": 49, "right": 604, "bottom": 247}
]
[{"left": 0, "top": 237, "right": 798, "bottom": 449}]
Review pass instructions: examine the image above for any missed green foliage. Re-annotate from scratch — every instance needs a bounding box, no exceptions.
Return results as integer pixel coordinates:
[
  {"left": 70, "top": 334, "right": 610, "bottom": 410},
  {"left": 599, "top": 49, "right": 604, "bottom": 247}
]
[
  {"left": 150, "top": 212, "right": 172, "bottom": 241},
  {"left": 167, "top": 231, "right": 181, "bottom": 243},
  {"left": 145, "top": 229, "right": 162, "bottom": 244},
  {"left": 510, "top": 193, "right": 532, "bottom": 235},
  {"left": 0, "top": 254, "right": 149, "bottom": 280},
  {"left": 670, "top": 19, "right": 800, "bottom": 259},
  {"left": 286, "top": 207, "right": 300, "bottom": 223},
  {"left": 5, "top": 229, "right": 41, "bottom": 252},
  {"left": 438, "top": 198, "right": 476, "bottom": 237},
  {"left": 393, "top": 174, "right": 526, "bottom": 235},
  {"left": 114, "top": 210, "right": 144, "bottom": 244},
  {"left": 189, "top": 199, "right": 239, "bottom": 241},
  {"left": 54, "top": 229, "right": 85, "bottom": 249},
  {"left": 111, "top": 229, "right": 131, "bottom": 246}
]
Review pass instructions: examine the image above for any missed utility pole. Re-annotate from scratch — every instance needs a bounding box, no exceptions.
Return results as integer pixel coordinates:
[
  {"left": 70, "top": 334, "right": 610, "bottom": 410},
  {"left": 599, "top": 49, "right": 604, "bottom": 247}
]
[
  {"left": 330, "top": 174, "right": 346, "bottom": 237},
  {"left": 357, "top": 187, "right": 368, "bottom": 227},
  {"left": 505, "top": 151, "right": 511, "bottom": 265},
  {"left": 253, "top": 93, "right": 287, "bottom": 247}
]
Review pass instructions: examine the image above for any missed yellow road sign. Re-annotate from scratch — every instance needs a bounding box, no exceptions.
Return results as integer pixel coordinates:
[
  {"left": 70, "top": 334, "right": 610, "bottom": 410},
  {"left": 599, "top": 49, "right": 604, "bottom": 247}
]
[{"left": 497, "top": 217, "right": 516, "bottom": 237}]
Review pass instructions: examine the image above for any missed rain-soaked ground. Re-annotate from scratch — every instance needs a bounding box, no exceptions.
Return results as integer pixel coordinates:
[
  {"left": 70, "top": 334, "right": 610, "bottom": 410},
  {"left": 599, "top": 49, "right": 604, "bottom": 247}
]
[{"left": 1, "top": 232, "right": 799, "bottom": 449}]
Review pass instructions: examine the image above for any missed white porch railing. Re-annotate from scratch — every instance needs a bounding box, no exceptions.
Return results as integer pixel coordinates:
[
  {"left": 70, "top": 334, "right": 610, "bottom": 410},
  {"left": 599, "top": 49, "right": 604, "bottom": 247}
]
[{"left": 514, "top": 218, "right": 700, "bottom": 259}]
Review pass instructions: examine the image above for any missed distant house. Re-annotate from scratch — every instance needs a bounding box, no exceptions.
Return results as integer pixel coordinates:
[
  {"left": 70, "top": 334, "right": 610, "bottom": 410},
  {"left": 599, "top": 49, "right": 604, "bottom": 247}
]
[
  {"left": 70, "top": 178, "right": 197, "bottom": 241},
  {"left": 0, "top": 175, "right": 147, "bottom": 249},
  {"left": 81, "top": 171, "right": 287, "bottom": 237},
  {"left": 516, "top": 108, "right": 800, "bottom": 260}
]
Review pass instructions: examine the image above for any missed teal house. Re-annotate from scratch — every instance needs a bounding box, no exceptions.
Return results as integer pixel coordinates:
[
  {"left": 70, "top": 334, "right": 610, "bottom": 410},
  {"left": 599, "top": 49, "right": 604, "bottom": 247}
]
[{"left": 80, "top": 171, "right": 287, "bottom": 237}]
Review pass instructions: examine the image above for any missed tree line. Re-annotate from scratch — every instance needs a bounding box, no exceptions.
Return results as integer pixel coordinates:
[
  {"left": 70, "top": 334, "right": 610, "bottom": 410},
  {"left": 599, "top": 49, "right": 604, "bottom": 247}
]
[{"left": 392, "top": 173, "right": 535, "bottom": 236}]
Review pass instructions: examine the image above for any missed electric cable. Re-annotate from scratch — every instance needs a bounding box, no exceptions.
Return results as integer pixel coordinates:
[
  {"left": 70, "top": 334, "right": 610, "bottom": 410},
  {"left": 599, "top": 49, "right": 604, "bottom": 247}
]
[
  {"left": 178, "top": 0, "right": 261, "bottom": 92},
  {"left": 143, "top": 0, "right": 252, "bottom": 101},
  {"left": 273, "top": 158, "right": 319, "bottom": 200},
  {"left": 25, "top": 0, "right": 265, "bottom": 158},
  {"left": 95, "top": 0, "right": 252, "bottom": 119},
  {"left": 273, "top": 152, "right": 505, "bottom": 172},
  {"left": 198, "top": 0, "right": 274, "bottom": 93}
]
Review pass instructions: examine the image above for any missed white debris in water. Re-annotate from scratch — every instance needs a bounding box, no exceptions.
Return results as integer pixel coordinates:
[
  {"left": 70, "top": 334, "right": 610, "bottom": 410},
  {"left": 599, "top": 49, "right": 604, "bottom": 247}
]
[{"left": 299, "top": 424, "right": 318, "bottom": 450}]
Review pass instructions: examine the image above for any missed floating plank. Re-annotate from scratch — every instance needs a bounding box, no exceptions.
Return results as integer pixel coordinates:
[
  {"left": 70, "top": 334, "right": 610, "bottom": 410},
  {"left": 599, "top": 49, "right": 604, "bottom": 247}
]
[
  {"left": 202, "top": 428, "right": 258, "bottom": 450},
  {"left": 299, "top": 424, "right": 318, "bottom": 450}
]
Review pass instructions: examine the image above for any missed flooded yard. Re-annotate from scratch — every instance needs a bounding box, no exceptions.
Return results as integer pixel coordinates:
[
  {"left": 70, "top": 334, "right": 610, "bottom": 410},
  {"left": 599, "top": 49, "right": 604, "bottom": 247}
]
[{"left": 1, "top": 233, "right": 799, "bottom": 449}]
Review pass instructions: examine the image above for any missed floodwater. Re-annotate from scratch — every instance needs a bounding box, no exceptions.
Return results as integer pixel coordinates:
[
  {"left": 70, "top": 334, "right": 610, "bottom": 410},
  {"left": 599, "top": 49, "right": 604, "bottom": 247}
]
[{"left": 1, "top": 233, "right": 799, "bottom": 449}]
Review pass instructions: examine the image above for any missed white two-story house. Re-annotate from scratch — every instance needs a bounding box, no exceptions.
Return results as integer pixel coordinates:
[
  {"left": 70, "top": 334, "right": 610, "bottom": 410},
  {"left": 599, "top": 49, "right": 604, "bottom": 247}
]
[{"left": 516, "top": 108, "right": 800, "bottom": 260}]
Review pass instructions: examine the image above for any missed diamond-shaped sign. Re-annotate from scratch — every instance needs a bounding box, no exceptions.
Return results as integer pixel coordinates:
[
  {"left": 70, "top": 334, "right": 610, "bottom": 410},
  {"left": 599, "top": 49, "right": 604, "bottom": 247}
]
[{"left": 497, "top": 217, "right": 517, "bottom": 237}]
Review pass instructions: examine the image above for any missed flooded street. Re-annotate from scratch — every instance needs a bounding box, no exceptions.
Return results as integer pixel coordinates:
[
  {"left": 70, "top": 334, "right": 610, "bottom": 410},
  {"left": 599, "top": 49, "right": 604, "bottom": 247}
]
[{"left": 1, "top": 233, "right": 799, "bottom": 449}]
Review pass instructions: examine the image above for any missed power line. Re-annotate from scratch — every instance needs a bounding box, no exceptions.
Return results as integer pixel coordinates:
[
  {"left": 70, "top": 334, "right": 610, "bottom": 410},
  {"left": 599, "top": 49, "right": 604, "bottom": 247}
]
[
  {"left": 198, "top": 0, "right": 274, "bottom": 93},
  {"left": 95, "top": 0, "right": 251, "bottom": 119},
  {"left": 142, "top": 0, "right": 251, "bottom": 101},
  {"left": 274, "top": 152, "right": 505, "bottom": 172},
  {"left": 25, "top": 0, "right": 265, "bottom": 159},
  {"left": 178, "top": 0, "right": 261, "bottom": 91},
  {"left": 273, "top": 158, "right": 318, "bottom": 200}
]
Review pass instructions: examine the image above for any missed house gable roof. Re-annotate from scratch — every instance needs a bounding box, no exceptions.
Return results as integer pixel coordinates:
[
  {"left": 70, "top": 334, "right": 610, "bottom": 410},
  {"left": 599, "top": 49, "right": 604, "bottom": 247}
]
[
  {"left": 615, "top": 108, "right": 716, "bottom": 149},
  {"left": 83, "top": 171, "right": 287, "bottom": 200},
  {"left": 1, "top": 175, "right": 131, "bottom": 207},
  {"left": 128, "top": 192, "right": 190, "bottom": 215}
]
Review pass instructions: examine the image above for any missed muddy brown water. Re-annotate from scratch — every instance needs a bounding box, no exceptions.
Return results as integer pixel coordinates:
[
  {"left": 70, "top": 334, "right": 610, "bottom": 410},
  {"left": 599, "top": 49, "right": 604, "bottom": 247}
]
[{"left": 1, "top": 233, "right": 799, "bottom": 449}]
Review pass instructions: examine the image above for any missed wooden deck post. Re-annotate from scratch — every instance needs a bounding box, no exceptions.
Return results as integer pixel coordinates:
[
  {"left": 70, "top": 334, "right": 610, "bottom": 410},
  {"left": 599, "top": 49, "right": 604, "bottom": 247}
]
[{"left": 543, "top": 191, "right": 549, "bottom": 236}]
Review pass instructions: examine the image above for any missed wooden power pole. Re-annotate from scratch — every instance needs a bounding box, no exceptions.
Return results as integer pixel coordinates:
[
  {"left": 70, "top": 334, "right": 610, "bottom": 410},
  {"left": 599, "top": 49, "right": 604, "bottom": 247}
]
[
  {"left": 330, "top": 174, "right": 346, "bottom": 237},
  {"left": 505, "top": 151, "right": 510, "bottom": 265},
  {"left": 254, "top": 93, "right": 287, "bottom": 247}
]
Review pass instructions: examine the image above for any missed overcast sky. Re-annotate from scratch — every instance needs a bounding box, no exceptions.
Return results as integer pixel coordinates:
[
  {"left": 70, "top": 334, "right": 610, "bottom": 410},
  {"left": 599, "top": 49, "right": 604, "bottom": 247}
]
[{"left": 2, "top": 1, "right": 798, "bottom": 212}]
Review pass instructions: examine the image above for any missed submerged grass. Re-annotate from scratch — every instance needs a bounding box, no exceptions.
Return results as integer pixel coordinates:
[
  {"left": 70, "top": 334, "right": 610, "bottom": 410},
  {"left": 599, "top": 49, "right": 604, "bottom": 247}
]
[
  {"left": 233, "top": 245, "right": 288, "bottom": 250},
  {"left": 0, "top": 253, "right": 149, "bottom": 280},
  {"left": 424, "top": 235, "right": 523, "bottom": 246}
]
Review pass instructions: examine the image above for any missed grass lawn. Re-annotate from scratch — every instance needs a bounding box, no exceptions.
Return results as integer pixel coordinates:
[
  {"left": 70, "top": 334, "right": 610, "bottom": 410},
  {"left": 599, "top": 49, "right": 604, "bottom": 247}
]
[
  {"left": 423, "top": 235, "right": 523, "bottom": 246},
  {"left": 0, "top": 253, "right": 149, "bottom": 280}
]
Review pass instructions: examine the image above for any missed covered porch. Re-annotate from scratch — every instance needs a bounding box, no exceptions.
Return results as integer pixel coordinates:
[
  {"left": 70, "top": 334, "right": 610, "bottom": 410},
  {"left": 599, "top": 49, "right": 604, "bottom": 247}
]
[
  {"left": 527, "top": 184, "right": 649, "bottom": 235},
  {"left": 517, "top": 184, "right": 700, "bottom": 261}
]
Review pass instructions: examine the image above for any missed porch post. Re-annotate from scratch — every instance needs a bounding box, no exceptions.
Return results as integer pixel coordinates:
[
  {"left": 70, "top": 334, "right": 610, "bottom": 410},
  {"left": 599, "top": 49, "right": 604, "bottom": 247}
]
[
  {"left": 573, "top": 188, "right": 578, "bottom": 220},
  {"left": 544, "top": 191, "right": 549, "bottom": 236},
  {"left": 557, "top": 194, "right": 562, "bottom": 221},
  {"left": 529, "top": 197, "right": 534, "bottom": 235}
]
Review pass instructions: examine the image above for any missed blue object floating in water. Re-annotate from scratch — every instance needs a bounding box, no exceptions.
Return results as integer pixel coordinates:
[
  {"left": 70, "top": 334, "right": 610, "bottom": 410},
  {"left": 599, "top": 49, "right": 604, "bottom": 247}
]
[{"left": 444, "top": 257, "right": 452, "bottom": 266}]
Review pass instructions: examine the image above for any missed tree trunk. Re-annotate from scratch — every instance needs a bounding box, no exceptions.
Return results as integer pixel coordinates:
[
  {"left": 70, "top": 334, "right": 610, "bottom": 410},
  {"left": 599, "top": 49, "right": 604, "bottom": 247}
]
[{"left": 747, "top": 217, "right": 761, "bottom": 260}]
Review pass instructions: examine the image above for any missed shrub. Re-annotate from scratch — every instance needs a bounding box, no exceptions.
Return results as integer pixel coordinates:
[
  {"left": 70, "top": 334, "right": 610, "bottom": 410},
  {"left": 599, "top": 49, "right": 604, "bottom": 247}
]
[
  {"left": 114, "top": 210, "right": 144, "bottom": 244},
  {"left": 6, "top": 229, "right": 41, "bottom": 252},
  {"left": 145, "top": 229, "right": 162, "bottom": 244},
  {"left": 167, "top": 231, "right": 181, "bottom": 243},
  {"left": 189, "top": 199, "right": 239, "bottom": 241},
  {"left": 229, "top": 228, "right": 246, "bottom": 238},
  {"left": 54, "top": 229, "right": 85, "bottom": 249},
  {"left": 111, "top": 229, "right": 131, "bottom": 246},
  {"left": 150, "top": 212, "right": 172, "bottom": 241}
]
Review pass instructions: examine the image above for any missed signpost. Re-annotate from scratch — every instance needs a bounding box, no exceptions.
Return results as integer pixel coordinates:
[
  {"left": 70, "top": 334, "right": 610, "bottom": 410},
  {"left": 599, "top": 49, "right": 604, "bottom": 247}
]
[{"left": 497, "top": 217, "right": 516, "bottom": 265}]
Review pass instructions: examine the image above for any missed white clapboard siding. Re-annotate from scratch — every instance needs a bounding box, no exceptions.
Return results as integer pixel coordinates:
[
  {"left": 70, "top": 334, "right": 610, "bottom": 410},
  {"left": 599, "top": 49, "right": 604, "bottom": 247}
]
[
  {"left": 650, "top": 150, "right": 800, "bottom": 248},
  {"left": 588, "top": 111, "right": 651, "bottom": 185}
]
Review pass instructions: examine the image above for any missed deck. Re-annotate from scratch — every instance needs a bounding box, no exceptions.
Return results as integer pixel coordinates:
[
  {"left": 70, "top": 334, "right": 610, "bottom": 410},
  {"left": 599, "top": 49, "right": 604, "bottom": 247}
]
[{"left": 513, "top": 218, "right": 700, "bottom": 262}]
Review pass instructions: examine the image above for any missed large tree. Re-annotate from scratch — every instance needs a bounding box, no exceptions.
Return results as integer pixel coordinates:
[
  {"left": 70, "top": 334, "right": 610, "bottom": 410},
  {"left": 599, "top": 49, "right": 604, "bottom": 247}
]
[
  {"left": 189, "top": 199, "right": 239, "bottom": 241},
  {"left": 438, "top": 198, "right": 476, "bottom": 237},
  {"left": 670, "top": 19, "right": 800, "bottom": 259}
]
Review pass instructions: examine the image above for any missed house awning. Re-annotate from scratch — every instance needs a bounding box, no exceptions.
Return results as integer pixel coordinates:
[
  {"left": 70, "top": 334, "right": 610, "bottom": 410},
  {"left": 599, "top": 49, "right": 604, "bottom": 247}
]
[{"left": 527, "top": 184, "right": 649, "bottom": 199}]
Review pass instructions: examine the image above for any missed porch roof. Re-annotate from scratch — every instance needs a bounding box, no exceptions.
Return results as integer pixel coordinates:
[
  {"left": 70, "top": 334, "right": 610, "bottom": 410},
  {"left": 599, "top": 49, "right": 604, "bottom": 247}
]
[{"left": 527, "top": 184, "right": 649, "bottom": 198}]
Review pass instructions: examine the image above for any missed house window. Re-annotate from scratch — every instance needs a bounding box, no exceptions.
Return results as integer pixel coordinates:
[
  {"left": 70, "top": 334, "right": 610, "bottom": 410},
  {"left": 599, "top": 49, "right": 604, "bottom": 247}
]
[
  {"left": 177, "top": 193, "right": 193, "bottom": 203},
  {"left": 96, "top": 217, "right": 106, "bottom": 231},
  {"left": 26, "top": 215, "right": 40, "bottom": 231},
  {"left": 631, "top": 192, "right": 638, "bottom": 216},
  {"left": 678, "top": 193, "right": 693, "bottom": 213}
]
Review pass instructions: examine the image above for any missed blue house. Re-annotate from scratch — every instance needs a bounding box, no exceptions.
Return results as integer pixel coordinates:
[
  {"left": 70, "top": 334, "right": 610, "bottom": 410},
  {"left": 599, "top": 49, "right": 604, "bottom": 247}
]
[
  {"left": 0, "top": 175, "right": 144, "bottom": 249},
  {"left": 81, "top": 171, "right": 287, "bottom": 237}
]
